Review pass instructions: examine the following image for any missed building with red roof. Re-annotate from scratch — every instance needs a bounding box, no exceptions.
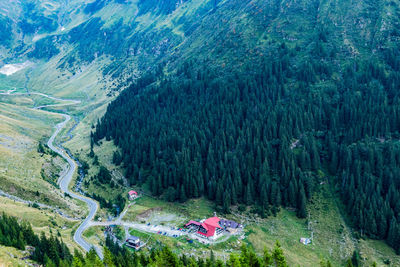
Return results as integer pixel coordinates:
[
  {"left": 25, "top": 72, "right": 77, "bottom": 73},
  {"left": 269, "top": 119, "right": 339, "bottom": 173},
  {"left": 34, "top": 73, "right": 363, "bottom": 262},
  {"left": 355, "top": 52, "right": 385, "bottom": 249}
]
[
  {"left": 185, "top": 216, "right": 226, "bottom": 239},
  {"left": 197, "top": 216, "right": 222, "bottom": 238},
  {"left": 185, "top": 216, "right": 242, "bottom": 240},
  {"left": 185, "top": 220, "right": 201, "bottom": 227}
]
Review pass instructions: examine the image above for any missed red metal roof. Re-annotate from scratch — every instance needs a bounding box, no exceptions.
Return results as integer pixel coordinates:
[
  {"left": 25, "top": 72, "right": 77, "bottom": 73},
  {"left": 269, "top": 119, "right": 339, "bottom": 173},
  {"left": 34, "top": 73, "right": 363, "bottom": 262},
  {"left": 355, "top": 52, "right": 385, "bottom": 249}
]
[
  {"left": 203, "top": 217, "right": 221, "bottom": 228},
  {"left": 197, "top": 217, "right": 221, "bottom": 237},
  {"left": 185, "top": 220, "right": 201, "bottom": 227},
  {"left": 128, "top": 190, "right": 138, "bottom": 195}
]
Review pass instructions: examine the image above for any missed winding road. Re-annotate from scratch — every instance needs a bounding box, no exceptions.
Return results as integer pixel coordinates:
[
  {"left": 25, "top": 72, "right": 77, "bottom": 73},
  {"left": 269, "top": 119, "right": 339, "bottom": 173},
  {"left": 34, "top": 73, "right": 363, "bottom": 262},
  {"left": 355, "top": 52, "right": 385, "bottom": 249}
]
[
  {"left": 0, "top": 89, "right": 103, "bottom": 259},
  {"left": 47, "top": 114, "right": 103, "bottom": 259}
]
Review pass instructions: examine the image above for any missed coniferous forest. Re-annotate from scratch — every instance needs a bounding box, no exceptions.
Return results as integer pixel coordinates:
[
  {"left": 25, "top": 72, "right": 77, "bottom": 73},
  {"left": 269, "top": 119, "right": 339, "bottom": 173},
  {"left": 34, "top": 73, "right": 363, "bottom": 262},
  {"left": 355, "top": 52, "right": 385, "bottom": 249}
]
[
  {"left": 94, "top": 38, "right": 400, "bottom": 253},
  {"left": 0, "top": 213, "right": 72, "bottom": 266}
]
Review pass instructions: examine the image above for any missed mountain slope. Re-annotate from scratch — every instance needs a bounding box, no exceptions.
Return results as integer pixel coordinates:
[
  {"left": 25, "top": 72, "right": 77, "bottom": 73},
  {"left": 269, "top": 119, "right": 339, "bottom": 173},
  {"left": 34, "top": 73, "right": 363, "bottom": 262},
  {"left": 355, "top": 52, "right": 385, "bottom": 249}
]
[
  {"left": 1, "top": 0, "right": 400, "bottom": 266},
  {"left": 92, "top": 0, "right": 400, "bottom": 257}
]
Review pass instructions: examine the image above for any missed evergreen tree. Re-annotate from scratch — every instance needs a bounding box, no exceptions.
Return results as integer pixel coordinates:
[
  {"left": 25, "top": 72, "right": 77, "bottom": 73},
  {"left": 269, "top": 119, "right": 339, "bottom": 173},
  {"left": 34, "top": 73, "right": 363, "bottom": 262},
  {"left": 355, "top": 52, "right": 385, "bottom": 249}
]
[
  {"left": 263, "top": 247, "right": 273, "bottom": 266},
  {"left": 180, "top": 185, "right": 187, "bottom": 203},
  {"left": 297, "top": 185, "right": 307, "bottom": 218},
  {"left": 272, "top": 241, "right": 287, "bottom": 267},
  {"left": 351, "top": 250, "right": 360, "bottom": 267}
]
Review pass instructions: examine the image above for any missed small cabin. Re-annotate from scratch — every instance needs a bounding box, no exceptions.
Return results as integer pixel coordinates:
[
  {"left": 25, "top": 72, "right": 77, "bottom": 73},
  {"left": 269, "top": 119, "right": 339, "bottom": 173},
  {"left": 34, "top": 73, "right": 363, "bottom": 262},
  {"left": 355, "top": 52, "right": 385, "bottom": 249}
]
[{"left": 126, "top": 236, "right": 140, "bottom": 248}]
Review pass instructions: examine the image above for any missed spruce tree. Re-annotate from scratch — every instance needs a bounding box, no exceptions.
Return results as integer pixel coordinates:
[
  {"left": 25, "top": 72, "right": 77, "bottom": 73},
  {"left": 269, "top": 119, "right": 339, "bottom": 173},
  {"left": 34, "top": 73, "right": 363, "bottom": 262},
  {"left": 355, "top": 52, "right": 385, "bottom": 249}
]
[
  {"left": 272, "top": 241, "right": 287, "bottom": 267},
  {"left": 297, "top": 185, "right": 307, "bottom": 218}
]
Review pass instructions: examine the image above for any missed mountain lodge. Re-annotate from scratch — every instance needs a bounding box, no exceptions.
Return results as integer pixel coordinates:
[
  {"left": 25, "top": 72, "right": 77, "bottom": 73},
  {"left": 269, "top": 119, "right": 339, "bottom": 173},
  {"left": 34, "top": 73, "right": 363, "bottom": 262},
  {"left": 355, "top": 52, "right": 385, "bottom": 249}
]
[{"left": 185, "top": 216, "right": 242, "bottom": 239}]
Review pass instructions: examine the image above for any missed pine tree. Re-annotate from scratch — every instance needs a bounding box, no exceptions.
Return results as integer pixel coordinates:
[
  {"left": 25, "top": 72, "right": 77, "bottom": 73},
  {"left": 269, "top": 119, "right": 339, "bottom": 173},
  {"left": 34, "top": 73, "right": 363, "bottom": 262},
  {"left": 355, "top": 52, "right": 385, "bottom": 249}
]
[
  {"left": 297, "top": 185, "right": 307, "bottom": 218},
  {"left": 288, "top": 180, "right": 296, "bottom": 207},
  {"left": 272, "top": 241, "right": 287, "bottom": 267},
  {"left": 346, "top": 259, "right": 354, "bottom": 267},
  {"left": 351, "top": 250, "right": 360, "bottom": 267},
  {"left": 180, "top": 185, "right": 187, "bottom": 203},
  {"left": 263, "top": 247, "right": 273, "bottom": 266},
  {"left": 227, "top": 254, "right": 242, "bottom": 267},
  {"left": 223, "top": 191, "right": 231, "bottom": 213},
  {"left": 103, "top": 248, "right": 115, "bottom": 267}
]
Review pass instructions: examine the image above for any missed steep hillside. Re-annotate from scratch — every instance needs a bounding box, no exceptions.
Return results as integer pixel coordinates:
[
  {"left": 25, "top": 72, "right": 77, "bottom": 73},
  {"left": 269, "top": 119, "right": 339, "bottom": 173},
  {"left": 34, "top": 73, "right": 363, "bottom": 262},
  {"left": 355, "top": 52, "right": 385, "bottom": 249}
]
[
  {"left": 93, "top": 0, "right": 400, "bottom": 258},
  {"left": 2, "top": 0, "right": 399, "bottom": 79}
]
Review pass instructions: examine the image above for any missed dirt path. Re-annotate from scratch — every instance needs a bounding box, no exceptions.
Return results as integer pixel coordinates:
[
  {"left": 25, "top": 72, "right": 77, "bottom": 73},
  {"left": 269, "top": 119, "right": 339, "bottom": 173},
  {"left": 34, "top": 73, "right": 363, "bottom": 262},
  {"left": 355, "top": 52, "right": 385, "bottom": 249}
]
[{"left": 90, "top": 216, "right": 234, "bottom": 245}]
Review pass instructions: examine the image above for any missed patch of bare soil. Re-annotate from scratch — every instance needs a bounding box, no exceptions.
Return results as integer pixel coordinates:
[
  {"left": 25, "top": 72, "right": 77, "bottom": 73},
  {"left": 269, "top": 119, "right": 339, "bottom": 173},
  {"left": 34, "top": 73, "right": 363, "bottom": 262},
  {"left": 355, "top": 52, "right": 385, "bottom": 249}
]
[{"left": 136, "top": 207, "right": 162, "bottom": 220}]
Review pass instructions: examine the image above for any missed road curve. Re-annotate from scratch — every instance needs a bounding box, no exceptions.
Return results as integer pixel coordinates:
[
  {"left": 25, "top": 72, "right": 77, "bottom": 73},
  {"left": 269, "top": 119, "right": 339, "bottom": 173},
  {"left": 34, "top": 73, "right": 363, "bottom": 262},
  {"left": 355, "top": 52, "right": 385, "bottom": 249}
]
[
  {"left": 1, "top": 90, "right": 103, "bottom": 259},
  {"left": 47, "top": 113, "right": 104, "bottom": 259}
]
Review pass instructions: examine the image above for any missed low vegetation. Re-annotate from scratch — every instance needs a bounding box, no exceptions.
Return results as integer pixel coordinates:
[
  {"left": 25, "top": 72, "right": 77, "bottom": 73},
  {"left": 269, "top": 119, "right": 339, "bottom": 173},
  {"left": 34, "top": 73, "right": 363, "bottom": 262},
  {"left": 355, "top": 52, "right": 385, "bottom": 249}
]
[{"left": 0, "top": 103, "right": 70, "bottom": 208}]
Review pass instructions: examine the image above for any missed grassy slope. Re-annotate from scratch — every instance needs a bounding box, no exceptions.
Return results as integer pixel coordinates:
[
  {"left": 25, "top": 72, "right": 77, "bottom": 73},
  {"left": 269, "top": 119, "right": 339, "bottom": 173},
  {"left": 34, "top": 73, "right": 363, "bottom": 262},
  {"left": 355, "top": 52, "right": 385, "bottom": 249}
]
[
  {"left": 83, "top": 225, "right": 105, "bottom": 249},
  {"left": 0, "top": 196, "right": 80, "bottom": 252},
  {"left": 0, "top": 94, "right": 66, "bottom": 107},
  {"left": 0, "top": 92, "right": 89, "bottom": 219},
  {"left": 0, "top": 103, "right": 69, "bottom": 206},
  {"left": 245, "top": 185, "right": 400, "bottom": 266},
  {"left": 0, "top": 245, "right": 33, "bottom": 266}
]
